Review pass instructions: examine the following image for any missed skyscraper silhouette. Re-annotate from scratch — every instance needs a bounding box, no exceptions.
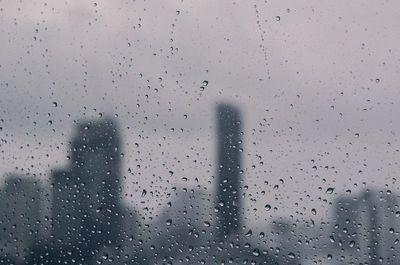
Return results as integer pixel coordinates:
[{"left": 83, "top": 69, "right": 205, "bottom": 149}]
[
  {"left": 215, "top": 104, "right": 242, "bottom": 238},
  {"left": 50, "top": 118, "right": 123, "bottom": 262}
]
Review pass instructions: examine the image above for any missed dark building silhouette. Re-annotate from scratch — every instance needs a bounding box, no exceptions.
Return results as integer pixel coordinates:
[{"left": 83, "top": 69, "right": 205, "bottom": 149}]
[
  {"left": 0, "top": 174, "right": 42, "bottom": 263},
  {"left": 332, "top": 196, "right": 359, "bottom": 249},
  {"left": 49, "top": 118, "right": 123, "bottom": 263},
  {"left": 215, "top": 104, "right": 243, "bottom": 238},
  {"left": 331, "top": 190, "right": 400, "bottom": 265},
  {"left": 360, "top": 191, "right": 380, "bottom": 265}
]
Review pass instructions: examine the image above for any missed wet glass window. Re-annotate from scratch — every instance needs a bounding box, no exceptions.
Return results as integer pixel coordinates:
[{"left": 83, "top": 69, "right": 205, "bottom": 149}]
[{"left": 0, "top": 1, "right": 399, "bottom": 264}]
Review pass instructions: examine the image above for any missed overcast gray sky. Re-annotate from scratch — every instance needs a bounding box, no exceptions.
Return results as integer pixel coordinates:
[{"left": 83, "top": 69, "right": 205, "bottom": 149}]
[{"left": 1, "top": 0, "right": 400, "bottom": 228}]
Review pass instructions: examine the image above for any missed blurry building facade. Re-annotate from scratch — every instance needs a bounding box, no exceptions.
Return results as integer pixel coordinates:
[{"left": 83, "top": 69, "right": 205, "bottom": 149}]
[
  {"left": 51, "top": 118, "right": 123, "bottom": 261},
  {"left": 215, "top": 104, "right": 243, "bottom": 239},
  {"left": 0, "top": 174, "right": 42, "bottom": 263},
  {"left": 332, "top": 190, "right": 400, "bottom": 265}
]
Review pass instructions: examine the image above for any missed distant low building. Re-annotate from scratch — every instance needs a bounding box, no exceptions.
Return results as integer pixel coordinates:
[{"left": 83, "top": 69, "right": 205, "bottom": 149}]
[
  {"left": 331, "top": 189, "right": 400, "bottom": 265},
  {"left": 0, "top": 174, "right": 43, "bottom": 262},
  {"left": 146, "top": 188, "right": 214, "bottom": 264}
]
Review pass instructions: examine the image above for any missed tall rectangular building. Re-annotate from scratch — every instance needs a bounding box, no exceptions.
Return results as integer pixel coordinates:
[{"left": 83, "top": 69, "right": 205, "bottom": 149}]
[{"left": 215, "top": 104, "right": 242, "bottom": 238}]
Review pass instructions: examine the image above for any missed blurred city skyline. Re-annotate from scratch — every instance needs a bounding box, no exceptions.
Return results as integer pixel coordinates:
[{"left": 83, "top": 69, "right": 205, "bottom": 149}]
[
  {"left": 1, "top": 0, "right": 400, "bottom": 263},
  {"left": 0, "top": 99, "right": 398, "bottom": 225},
  {"left": 0, "top": 104, "right": 398, "bottom": 264},
  {"left": 1, "top": 2, "right": 399, "bottom": 225}
]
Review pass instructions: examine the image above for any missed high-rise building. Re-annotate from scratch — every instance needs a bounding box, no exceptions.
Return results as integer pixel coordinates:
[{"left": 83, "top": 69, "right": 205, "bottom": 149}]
[
  {"left": 215, "top": 104, "right": 242, "bottom": 238},
  {"left": 51, "top": 118, "right": 123, "bottom": 258}
]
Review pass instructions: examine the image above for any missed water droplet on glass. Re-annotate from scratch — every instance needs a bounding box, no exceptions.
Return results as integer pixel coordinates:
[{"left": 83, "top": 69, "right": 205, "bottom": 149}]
[
  {"left": 326, "top": 188, "right": 334, "bottom": 194},
  {"left": 252, "top": 248, "right": 260, "bottom": 256},
  {"left": 245, "top": 229, "right": 252, "bottom": 236}
]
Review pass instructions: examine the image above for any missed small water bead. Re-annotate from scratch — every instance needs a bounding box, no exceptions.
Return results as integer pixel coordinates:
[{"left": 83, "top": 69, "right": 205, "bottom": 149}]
[
  {"left": 252, "top": 249, "right": 260, "bottom": 257},
  {"left": 245, "top": 229, "right": 252, "bottom": 237},
  {"left": 326, "top": 188, "right": 334, "bottom": 194}
]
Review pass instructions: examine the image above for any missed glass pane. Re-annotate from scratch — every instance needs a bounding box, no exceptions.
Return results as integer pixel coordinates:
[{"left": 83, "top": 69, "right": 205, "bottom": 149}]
[{"left": 0, "top": 1, "right": 398, "bottom": 264}]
